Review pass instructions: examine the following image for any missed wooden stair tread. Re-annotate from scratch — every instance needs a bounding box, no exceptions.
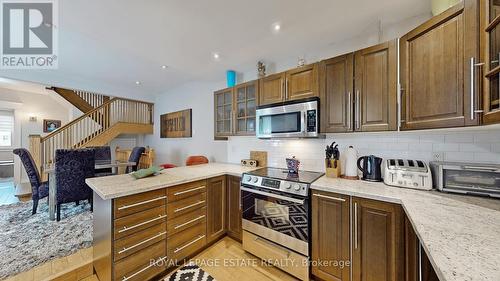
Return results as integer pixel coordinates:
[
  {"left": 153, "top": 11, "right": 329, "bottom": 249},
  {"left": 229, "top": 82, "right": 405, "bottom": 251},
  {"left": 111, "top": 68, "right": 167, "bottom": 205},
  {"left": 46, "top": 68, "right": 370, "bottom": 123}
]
[{"left": 79, "top": 275, "right": 99, "bottom": 281}]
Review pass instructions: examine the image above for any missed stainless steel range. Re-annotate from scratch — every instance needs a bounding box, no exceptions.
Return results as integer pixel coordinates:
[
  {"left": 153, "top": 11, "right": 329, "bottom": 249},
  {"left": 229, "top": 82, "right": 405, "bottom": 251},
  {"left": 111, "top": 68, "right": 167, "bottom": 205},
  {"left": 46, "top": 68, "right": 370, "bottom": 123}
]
[{"left": 240, "top": 167, "right": 323, "bottom": 279}]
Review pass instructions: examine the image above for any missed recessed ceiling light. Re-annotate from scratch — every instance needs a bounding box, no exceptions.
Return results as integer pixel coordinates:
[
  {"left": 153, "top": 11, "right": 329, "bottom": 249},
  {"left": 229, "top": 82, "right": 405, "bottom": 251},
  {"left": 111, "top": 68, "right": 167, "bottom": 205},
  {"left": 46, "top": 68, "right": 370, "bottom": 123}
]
[
  {"left": 135, "top": 81, "right": 141, "bottom": 85},
  {"left": 161, "top": 65, "right": 168, "bottom": 69},
  {"left": 212, "top": 52, "right": 220, "bottom": 61},
  {"left": 272, "top": 22, "right": 281, "bottom": 33}
]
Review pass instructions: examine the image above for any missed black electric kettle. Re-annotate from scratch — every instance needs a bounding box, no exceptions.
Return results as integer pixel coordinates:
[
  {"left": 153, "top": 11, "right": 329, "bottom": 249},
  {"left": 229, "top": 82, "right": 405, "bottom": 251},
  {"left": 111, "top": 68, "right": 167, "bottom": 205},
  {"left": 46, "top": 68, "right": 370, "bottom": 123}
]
[{"left": 357, "top": 155, "right": 383, "bottom": 182}]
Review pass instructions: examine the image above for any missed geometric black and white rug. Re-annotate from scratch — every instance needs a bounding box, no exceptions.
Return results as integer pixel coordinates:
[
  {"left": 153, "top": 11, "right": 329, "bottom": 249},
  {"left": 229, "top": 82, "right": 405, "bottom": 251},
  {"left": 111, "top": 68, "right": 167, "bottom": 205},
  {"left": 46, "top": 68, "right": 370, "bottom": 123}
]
[{"left": 164, "top": 262, "right": 216, "bottom": 281}]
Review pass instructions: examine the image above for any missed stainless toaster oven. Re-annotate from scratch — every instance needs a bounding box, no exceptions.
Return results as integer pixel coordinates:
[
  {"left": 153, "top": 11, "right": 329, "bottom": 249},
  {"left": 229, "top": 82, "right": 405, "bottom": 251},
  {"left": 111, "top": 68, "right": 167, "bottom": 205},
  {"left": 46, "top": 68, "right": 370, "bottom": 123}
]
[{"left": 430, "top": 162, "right": 500, "bottom": 198}]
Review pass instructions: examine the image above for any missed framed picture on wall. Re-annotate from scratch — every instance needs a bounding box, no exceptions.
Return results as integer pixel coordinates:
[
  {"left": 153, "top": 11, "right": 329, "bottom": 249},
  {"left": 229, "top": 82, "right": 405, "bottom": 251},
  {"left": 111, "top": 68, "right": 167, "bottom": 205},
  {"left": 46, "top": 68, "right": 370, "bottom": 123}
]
[
  {"left": 43, "top": 119, "right": 61, "bottom": 133},
  {"left": 160, "top": 109, "right": 192, "bottom": 138}
]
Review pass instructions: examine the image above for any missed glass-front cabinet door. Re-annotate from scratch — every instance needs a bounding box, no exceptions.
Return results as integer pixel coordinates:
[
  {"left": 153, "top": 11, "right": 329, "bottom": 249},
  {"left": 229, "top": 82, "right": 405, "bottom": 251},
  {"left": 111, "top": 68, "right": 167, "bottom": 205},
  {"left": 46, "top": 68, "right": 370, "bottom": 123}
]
[
  {"left": 234, "top": 81, "right": 257, "bottom": 135},
  {"left": 214, "top": 88, "right": 233, "bottom": 137},
  {"left": 483, "top": 0, "right": 500, "bottom": 123}
]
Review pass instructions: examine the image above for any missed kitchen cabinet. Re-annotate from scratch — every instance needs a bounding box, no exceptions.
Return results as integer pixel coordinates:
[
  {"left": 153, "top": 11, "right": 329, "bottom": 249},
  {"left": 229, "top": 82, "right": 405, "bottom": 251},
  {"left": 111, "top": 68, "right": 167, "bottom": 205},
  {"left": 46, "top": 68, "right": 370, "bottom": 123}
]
[
  {"left": 206, "top": 176, "right": 226, "bottom": 244},
  {"left": 354, "top": 40, "right": 398, "bottom": 132},
  {"left": 258, "top": 63, "right": 319, "bottom": 106},
  {"left": 311, "top": 191, "right": 350, "bottom": 281},
  {"left": 404, "top": 215, "right": 440, "bottom": 281},
  {"left": 214, "top": 80, "right": 258, "bottom": 139},
  {"left": 226, "top": 176, "right": 242, "bottom": 241},
  {"left": 400, "top": 0, "right": 481, "bottom": 129},
  {"left": 352, "top": 197, "right": 403, "bottom": 281},
  {"left": 320, "top": 53, "right": 355, "bottom": 133},
  {"left": 482, "top": 0, "right": 500, "bottom": 124}
]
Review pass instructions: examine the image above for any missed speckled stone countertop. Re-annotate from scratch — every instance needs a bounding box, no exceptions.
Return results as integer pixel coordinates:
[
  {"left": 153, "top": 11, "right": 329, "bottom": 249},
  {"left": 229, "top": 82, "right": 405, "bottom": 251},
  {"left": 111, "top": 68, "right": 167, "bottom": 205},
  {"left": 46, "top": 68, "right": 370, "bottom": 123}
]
[
  {"left": 311, "top": 176, "right": 500, "bottom": 281},
  {"left": 86, "top": 163, "right": 257, "bottom": 200}
]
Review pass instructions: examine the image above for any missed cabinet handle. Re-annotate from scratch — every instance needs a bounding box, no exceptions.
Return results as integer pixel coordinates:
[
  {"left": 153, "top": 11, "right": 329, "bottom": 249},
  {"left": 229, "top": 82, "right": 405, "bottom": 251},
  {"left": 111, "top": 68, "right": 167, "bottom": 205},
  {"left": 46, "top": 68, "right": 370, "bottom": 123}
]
[
  {"left": 174, "top": 215, "right": 205, "bottom": 230},
  {"left": 174, "top": 235, "right": 205, "bottom": 253},
  {"left": 354, "top": 202, "right": 358, "bottom": 249},
  {"left": 174, "top": 200, "right": 205, "bottom": 213},
  {"left": 118, "top": 214, "right": 167, "bottom": 233},
  {"left": 122, "top": 256, "right": 167, "bottom": 281},
  {"left": 285, "top": 78, "right": 289, "bottom": 100},
  {"left": 355, "top": 90, "right": 360, "bottom": 130},
  {"left": 117, "top": 196, "right": 167, "bottom": 211},
  {"left": 173, "top": 186, "right": 205, "bottom": 196},
  {"left": 470, "top": 57, "right": 485, "bottom": 120},
  {"left": 313, "top": 193, "right": 346, "bottom": 202},
  {"left": 418, "top": 242, "right": 422, "bottom": 281},
  {"left": 118, "top": 231, "right": 167, "bottom": 254},
  {"left": 347, "top": 91, "right": 352, "bottom": 130}
]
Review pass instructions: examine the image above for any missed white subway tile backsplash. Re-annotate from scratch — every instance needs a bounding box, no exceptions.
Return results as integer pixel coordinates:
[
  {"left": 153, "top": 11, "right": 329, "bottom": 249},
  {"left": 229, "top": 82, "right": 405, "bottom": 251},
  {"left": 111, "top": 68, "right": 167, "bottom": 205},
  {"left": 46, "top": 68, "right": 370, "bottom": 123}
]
[{"left": 227, "top": 129, "right": 500, "bottom": 171}]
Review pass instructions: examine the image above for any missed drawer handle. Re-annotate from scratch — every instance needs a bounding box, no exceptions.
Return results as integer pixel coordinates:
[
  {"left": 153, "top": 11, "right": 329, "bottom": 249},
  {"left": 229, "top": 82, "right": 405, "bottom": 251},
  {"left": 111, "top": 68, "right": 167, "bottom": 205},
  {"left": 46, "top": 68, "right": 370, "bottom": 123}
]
[
  {"left": 118, "top": 196, "right": 167, "bottom": 211},
  {"left": 174, "top": 215, "right": 205, "bottom": 230},
  {"left": 174, "top": 235, "right": 205, "bottom": 254},
  {"left": 174, "top": 200, "right": 206, "bottom": 213},
  {"left": 118, "top": 231, "right": 167, "bottom": 255},
  {"left": 173, "top": 186, "right": 205, "bottom": 196},
  {"left": 253, "top": 237, "right": 290, "bottom": 258},
  {"left": 313, "top": 193, "right": 346, "bottom": 202},
  {"left": 122, "top": 256, "right": 167, "bottom": 281},
  {"left": 118, "top": 214, "right": 167, "bottom": 234}
]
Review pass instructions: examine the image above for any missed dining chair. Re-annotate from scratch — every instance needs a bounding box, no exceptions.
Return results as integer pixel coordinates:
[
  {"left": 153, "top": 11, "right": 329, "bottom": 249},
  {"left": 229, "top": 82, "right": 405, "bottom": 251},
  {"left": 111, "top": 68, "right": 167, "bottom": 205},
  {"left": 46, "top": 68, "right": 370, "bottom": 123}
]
[
  {"left": 89, "top": 146, "right": 113, "bottom": 177},
  {"left": 126, "top": 147, "right": 145, "bottom": 173},
  {"left": 185, "top": 156, "right": 209, "bottom": 166},
  {"left": 13, "top": 148, "right": 49, "bottom": 215},
  {"left": 55, "top": 149, "right": 95, "bottom": 221}
]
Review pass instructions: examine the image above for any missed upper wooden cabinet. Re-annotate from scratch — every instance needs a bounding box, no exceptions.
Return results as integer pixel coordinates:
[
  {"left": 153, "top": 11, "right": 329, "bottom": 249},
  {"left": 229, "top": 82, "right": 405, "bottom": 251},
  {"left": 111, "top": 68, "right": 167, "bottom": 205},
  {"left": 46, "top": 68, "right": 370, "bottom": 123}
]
[
  {"left": 214, "top": 80, "right": 258, "bottom": 139},
  {"left": 400, "top": 1, "right": 481, "bottom": 130},
  {"left": 259, "top": 63, "right": 319, "bottom": 106},
  {"left": 354, "top": 40, "right": 398, "bottom": 132},
  {"left": 320, "top": 53, "right": 355, "bottom": 133},
  {"left": 311, "top": 191, "right": 350, "bottom": 281},
  {"left": 482, "top": 0, "right": 500, "bottom": 124},
  {"left": 352, "top": 197, "right": 403, "bottom": 281}
]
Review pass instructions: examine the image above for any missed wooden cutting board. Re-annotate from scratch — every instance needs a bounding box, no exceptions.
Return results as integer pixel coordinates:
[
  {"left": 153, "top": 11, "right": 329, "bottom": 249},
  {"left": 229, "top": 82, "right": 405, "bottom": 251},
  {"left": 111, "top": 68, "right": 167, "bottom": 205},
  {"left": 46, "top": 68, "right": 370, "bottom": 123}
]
[{"left": 250, "top": 151, "right": 267, "bottom": 167}]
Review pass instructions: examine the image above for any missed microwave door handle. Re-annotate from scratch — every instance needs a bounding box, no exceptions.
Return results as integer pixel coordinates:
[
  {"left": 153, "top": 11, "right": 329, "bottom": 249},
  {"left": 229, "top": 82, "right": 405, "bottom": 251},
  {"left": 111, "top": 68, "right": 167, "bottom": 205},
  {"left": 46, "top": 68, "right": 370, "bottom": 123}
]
[
  {"left": 462, "top": 166, "right": 499, "bottom": 172},
  {"left": 302, "top": 111, "right": 307, "bottom": 135},
  {"left": 240, "top": 187, "right": 305, "bottom": 204}
]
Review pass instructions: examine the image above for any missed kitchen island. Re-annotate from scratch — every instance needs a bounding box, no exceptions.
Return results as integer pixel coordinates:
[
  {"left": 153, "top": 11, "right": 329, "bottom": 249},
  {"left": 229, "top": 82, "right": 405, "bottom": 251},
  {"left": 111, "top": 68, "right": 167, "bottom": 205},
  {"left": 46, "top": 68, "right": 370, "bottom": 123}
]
[{"left": 86, "top": 163, "right": 500, "bottom": 281}]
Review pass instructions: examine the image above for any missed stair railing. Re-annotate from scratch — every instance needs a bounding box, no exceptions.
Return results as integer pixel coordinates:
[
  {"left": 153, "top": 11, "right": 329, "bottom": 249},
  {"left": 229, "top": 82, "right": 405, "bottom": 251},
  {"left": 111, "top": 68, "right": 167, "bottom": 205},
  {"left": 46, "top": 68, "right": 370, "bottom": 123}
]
[
  {"left": 74, "top": 90, "right": 110, "bottom": 109},
  {"left": 36, "top": 97, "right": 153, "bottom": 166}
]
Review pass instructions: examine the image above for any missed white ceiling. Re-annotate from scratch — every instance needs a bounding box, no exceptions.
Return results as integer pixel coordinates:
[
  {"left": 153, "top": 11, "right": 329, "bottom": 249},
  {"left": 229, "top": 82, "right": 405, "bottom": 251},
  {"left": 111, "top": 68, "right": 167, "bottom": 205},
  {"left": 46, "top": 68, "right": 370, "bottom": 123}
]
[{"left": 0, "top": 0, "right": 430, "bottom": 99}]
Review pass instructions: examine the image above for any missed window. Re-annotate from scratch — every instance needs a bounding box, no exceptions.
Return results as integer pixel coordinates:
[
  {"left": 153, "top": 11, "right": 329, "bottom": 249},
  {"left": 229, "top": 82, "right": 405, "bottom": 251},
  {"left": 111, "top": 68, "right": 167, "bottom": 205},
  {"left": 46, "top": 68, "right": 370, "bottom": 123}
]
[{"left": 0, "top": 111, "right": 14, "bottom": 147}]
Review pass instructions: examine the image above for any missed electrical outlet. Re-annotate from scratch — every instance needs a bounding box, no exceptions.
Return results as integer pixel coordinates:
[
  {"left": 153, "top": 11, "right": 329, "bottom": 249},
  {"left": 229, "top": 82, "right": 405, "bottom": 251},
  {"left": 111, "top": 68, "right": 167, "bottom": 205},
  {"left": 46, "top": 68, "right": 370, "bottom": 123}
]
[{"left": 432, "top": 152, "right": 444, "bottom": 162}]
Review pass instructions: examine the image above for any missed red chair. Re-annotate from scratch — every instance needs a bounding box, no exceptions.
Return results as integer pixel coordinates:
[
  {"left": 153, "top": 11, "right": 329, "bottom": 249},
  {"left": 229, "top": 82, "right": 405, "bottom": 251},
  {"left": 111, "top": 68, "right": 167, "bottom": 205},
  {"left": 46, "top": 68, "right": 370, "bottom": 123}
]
[{"left": 185, "top": 156, "right": 209, "bottom": 166}]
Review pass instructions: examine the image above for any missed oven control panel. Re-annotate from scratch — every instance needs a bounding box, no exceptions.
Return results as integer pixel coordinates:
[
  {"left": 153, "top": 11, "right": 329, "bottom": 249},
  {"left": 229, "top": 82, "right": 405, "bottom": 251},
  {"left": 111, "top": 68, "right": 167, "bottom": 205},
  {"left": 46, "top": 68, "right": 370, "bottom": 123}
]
[{"left": 242, "top": 174, "right": 308, "bottom": 197}]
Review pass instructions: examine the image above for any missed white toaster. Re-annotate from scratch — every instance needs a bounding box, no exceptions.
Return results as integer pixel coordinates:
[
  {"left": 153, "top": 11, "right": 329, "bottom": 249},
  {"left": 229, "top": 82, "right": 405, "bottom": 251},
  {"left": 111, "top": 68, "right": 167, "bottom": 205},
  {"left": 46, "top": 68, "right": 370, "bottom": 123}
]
[{"left": 383, "top": 159, "right": 433, "bottom": 190}]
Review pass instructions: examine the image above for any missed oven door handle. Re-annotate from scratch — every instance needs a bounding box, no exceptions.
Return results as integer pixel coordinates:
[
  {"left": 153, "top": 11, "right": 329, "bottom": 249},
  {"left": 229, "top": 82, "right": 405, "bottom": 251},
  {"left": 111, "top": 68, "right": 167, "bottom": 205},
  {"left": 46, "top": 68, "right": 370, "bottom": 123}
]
[{"left": 240, "top": 186, "right": 305, "bottom": 204}]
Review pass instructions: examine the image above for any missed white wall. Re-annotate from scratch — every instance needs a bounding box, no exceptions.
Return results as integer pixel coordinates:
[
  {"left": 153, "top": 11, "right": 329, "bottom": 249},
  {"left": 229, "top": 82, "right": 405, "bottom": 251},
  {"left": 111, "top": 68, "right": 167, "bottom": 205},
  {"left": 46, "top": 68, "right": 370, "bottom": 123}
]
[
  {"left": 0, "top": 88, "right": 72, "bottom": 184},
  {"left": 227, "top": 126, "right": 500, "bottom": 173},
  {"left": 145, "top": 81, "right": 228, "bottom": 166}
]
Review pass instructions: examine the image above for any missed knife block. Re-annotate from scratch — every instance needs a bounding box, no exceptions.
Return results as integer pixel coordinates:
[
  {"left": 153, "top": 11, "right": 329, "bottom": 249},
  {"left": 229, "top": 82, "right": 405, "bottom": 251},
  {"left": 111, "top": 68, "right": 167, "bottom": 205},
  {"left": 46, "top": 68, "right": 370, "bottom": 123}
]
[{"left": 325, "top": 159, "right": 341, "bottom": 178}]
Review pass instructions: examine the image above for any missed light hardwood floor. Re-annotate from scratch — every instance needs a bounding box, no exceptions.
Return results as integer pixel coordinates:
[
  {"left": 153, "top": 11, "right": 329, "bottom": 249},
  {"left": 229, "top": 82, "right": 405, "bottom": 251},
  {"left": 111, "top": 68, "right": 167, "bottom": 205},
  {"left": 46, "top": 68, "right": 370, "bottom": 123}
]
[{"left": 162, "top": 237, "right": 299, "bottom": 281}]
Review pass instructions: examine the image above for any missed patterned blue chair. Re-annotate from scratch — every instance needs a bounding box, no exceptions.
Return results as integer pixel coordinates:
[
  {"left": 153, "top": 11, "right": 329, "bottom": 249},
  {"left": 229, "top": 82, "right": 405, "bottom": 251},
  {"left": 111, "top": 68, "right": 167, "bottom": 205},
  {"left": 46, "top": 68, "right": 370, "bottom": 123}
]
[
  {"left": 13, "top": 148, "right": 49, "bottom": 215},
  {"left": 126, "top": 147, "right": 145, "bottom": 173},
  {"left": 55, "top": 149, "right": 95, "bottom": 221},
  {"left": 89, "top": 146, "right": 113, "bottom": 177}
]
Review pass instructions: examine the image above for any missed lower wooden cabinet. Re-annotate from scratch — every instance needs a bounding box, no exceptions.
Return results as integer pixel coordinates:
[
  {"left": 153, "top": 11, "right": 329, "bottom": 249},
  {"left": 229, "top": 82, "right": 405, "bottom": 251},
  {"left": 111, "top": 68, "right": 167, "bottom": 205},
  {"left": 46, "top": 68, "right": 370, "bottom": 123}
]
[
  {"left": 311, "top": 191, "right": 351, "bottom": 281},
  {"left": 226, "top": 175, "right": 242, "bottom": 241},
  {"left": 206, "top": 176, "right": 227, "bottom": 244}
]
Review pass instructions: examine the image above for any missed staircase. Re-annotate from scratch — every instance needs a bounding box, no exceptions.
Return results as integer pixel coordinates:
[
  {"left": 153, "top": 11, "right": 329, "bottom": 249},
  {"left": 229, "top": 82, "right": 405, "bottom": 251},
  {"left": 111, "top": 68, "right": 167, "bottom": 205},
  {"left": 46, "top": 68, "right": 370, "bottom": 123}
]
[{"left": 30, "top": 89, "right": 154, "bottom": 168}]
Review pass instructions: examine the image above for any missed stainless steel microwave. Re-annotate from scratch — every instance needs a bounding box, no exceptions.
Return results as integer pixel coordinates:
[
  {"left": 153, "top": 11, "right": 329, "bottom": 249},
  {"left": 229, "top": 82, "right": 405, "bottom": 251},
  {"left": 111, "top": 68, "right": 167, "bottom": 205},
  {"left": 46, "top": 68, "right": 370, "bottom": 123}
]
[{"left": 256, "top": 97, "right": 319, "bottom": 138}]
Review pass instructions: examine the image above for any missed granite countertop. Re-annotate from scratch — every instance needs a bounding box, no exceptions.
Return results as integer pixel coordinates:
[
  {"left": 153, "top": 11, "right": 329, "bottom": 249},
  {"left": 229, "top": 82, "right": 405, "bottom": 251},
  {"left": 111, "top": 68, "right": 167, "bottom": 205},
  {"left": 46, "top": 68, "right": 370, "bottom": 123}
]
[
  {"left": 311, "top": 177, "right": 500, "bottom": 281},
  {"left": 86, "top": 163, "right": 500, "bottom": 281},
  {"left": 86, "top": 163, "right": 257, "bottom": 200}
]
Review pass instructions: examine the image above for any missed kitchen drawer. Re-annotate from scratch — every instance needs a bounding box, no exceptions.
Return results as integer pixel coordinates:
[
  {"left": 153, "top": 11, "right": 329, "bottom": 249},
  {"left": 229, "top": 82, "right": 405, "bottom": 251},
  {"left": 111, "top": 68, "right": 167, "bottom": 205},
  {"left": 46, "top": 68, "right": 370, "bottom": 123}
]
[
  {"left": 114, "top": 189, "right": 166, "bottom": 219},
  {"left": 114, "top": 241, "right": 167, "bottom": 281},
  {"left": 167, "top": 192, "right": 206, "bottom": 219},
  {"left": 167, "top": 180, "right": 206, "bottom": 202},
  {"left": 114, "top": 206, "right": 167, "bottom": 240},
  {"left": 114, "top": 222, "right": 167, "bottom": 261},
  {"left": 167, "top": 207, "right": 206, "bottom": 236},
  {"left": 167, "top": 222, "right": 206, "bottom": 262},
  {"left": 242, "top": 231, "right": 309, "bottom": 281}
]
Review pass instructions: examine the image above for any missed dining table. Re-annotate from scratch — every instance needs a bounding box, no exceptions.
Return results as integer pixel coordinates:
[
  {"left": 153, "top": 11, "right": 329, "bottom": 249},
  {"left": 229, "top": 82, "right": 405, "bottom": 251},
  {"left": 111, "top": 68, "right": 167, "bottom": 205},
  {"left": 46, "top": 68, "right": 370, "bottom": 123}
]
[{"left": 43, "top": 160, "right": 136, "bottom": 221}]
